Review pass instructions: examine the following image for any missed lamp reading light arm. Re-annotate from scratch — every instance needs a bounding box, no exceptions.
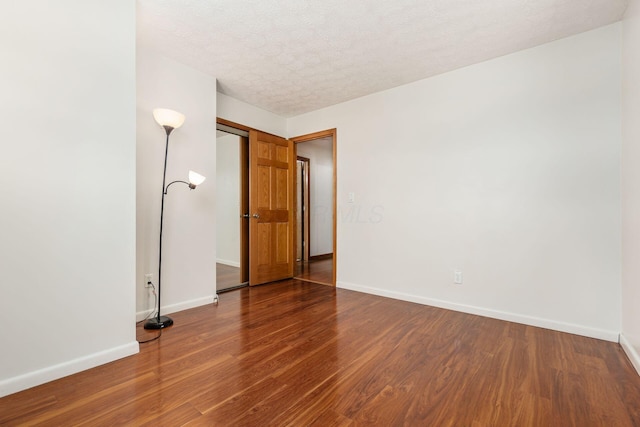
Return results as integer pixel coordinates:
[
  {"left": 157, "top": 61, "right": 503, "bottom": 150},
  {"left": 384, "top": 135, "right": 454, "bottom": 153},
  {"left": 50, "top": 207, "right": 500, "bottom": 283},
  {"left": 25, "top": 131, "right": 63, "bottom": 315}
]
[
  {"left": 164, "top": 171, "right": 205, "bottom": 194},
  {"left": 164, "top": 180, "right": 196, "bottom": 194}
]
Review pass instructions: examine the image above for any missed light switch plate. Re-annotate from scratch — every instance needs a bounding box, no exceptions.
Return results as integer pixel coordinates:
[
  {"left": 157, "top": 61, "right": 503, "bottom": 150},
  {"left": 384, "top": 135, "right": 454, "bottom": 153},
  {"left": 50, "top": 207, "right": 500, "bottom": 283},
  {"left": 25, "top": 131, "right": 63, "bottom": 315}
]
[{"left": 454, "top": 271, "right": 463, "bottom": 284}]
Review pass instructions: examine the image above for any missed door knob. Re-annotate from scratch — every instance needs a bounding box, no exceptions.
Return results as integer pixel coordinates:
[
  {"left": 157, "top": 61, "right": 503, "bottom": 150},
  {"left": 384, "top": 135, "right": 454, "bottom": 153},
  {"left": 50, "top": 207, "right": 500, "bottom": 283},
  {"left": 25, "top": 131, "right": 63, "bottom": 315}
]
[
  {"left": 252, "top": 213, "right": 260, "bottom": 219},
  {"left": 241, "top": 213, "right": 250, "bottom": 218}
]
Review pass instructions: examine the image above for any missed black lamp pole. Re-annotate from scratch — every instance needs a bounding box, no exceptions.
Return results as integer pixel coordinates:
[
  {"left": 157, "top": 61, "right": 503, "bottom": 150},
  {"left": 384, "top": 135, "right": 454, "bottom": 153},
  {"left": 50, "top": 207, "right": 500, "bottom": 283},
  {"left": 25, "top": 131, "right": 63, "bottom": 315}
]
[
  {"left": 145, "top": 125, "right": 175, "bottom": 329},
  {"left": 143, "top": 109, "right": 204, "bottom": 330}
]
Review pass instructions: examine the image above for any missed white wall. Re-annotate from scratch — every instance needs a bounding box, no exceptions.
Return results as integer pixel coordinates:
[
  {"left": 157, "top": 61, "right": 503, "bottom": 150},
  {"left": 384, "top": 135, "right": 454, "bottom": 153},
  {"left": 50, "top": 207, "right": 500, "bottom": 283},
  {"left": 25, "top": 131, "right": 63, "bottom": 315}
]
[
  {"left": 218, "top": 92, "right": 287, "bottom": 137},
  {"left": 216, "top": 134, "right": 241, "bottom": 266},
  {"left": 0, "top": 1, "right": 138, "bottom": 397},
  {"left": 288, "top": 24, "right": 622, "bottom": 341},
  {"left": 296, "top": 139, "right": 334, "bottom": 256},
  {"left": 137, "top": 46, "right": 217, "bottom": 317},
  {"left": 622, "top": 0, "right": 640, "bottom": 374}
]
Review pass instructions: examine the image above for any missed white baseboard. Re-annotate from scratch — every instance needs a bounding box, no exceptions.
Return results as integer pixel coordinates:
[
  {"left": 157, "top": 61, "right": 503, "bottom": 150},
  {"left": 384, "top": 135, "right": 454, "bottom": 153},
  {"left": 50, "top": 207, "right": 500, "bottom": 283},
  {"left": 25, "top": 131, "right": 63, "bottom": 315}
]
[
  {"left": 337, "top": 281, "right": 619, "bottom": 343},
  {"left": 620, "top": 333, "right": 640, "bottom": 376},
  {"left": 216, "top": 258, "right": 240, "bottom": 268},
  {"left": 136, "top": 295, "right": 216, "bottom": 321},
  {"left": 0, "top": 341, "right": 139, "bottom": 398}
]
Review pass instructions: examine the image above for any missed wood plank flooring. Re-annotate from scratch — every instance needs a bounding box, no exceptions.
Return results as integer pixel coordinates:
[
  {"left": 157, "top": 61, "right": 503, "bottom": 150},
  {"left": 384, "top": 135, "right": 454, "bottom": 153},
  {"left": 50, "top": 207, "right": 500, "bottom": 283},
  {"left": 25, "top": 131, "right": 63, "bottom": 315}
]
[{"left": 2, "top": 280, "right": 639, "bottom": 426}]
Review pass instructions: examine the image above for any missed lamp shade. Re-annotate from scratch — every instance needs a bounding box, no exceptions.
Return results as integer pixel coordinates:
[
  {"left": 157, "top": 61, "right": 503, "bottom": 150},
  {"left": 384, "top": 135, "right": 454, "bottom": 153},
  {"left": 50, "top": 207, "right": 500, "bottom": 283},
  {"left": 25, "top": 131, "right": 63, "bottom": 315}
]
[
  {"left": 153, "top": 108, "right": 185, "bottom": 130},
  {"left": 188, "top": 170, "right": 206, "bottom": 186}
]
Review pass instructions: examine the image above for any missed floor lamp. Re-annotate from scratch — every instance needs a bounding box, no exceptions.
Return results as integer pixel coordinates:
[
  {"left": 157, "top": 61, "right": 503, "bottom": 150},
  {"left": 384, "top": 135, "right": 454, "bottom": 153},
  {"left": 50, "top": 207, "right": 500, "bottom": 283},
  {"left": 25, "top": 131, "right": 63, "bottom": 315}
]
[{"left": 144, "top": 108, "right": 206, "bottom": 330}]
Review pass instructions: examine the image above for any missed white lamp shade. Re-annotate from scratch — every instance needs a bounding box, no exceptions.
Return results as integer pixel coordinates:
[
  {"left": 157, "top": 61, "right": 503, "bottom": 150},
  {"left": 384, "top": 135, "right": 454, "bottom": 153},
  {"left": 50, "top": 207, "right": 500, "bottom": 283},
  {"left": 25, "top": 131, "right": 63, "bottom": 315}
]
[
  {"left": 188, "top": 170, "right": 206, "bottom": 186},
  {"left": 153, "top": 108, "right": 185, "bottom": 129}
]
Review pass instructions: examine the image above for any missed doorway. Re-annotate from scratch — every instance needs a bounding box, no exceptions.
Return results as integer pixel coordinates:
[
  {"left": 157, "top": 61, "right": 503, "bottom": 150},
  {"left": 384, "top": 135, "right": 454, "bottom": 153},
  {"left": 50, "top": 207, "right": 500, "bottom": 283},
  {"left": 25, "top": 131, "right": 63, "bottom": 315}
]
[
  {"left": 215, "top": 120, "right": 336, "bottom": 289},
  {"left": 292, "top": 130, "right": 337, "bottom": 286}
]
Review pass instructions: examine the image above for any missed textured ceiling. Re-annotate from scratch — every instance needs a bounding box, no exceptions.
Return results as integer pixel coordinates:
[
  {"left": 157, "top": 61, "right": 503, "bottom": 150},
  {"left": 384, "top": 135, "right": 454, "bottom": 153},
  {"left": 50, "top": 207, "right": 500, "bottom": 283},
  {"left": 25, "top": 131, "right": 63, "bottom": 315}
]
[{"left": 138, "top": 0, "right": 628, "bottom": 117}]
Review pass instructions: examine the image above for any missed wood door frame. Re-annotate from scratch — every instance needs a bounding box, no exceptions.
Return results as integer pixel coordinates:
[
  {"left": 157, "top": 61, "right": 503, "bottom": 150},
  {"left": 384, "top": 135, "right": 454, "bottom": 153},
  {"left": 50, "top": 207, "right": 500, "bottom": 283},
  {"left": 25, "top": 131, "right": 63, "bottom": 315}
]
[
  {"left": 217, "top": 118, "right": 253, "bottom": 133},
  {"left": 291, "top": 129, "right": 337, "bottom": 286},
  {"left": 239, "top": 136, "right": 249, "bottom": 283},
  {"left": 296, "top": 156, "right": 311, "bottom": 262}
]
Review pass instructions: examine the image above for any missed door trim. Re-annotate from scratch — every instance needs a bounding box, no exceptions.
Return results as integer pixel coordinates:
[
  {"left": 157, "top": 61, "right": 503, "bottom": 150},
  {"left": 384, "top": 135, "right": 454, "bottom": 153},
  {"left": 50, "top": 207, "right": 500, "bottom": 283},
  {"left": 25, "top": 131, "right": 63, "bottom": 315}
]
[
  {"left": 296, "top": 156, "right": 311, "bottom": 262},
  {"left": 239, "top": 136, "right": 249, "bottom": 283},
  {"left": 217, "top": 118, "right": 252, "bottom": 133},
  {"left": 291, "top": 129, "right": 337, "bottom": 286}
]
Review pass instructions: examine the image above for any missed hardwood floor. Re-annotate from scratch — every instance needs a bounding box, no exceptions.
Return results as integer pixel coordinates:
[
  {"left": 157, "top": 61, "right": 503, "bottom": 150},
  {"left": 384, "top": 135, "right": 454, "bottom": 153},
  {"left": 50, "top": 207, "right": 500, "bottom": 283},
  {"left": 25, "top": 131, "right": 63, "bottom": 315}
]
[
  {"left": 2, "top": 280, "right": 639, "bottom": 426},
  {"left": 294, "top": 257, "right": 333, "bottom": 285}
]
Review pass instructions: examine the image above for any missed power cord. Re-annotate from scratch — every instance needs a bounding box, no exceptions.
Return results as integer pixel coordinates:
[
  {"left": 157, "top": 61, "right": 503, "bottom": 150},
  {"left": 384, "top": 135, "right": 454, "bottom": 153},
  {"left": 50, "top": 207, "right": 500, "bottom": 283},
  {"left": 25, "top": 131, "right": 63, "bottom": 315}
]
[
  {"left": 137, "top": 281, "right": 162, "bottom": 344},
  {"left": 138, "top": 330, "right": 161, "bottom": 344}
]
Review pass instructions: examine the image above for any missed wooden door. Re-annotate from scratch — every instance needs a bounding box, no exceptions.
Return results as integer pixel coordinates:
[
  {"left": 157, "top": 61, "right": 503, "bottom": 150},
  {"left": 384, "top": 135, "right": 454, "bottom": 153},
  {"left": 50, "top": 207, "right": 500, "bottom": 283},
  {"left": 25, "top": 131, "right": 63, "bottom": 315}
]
[{"left": 249, "top": 130, "right": 295, "bottom": 285}]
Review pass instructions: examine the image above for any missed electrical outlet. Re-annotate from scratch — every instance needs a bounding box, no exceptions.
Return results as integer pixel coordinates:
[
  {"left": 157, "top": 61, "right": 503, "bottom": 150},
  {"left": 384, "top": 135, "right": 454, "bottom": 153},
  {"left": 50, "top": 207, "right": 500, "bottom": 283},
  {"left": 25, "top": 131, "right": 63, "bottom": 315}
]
[
  {"left": 144, "top": 274, "right": 153, "bottom": 287},
  {"left": 454, "top": 270, "right": 463, "bottom": 284}
]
